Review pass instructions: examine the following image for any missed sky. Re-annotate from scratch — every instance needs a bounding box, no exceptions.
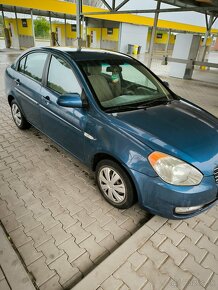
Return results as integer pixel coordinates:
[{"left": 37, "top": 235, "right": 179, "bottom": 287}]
[{"left": 106, "top": 0, "right": 218, "bottom": 29}]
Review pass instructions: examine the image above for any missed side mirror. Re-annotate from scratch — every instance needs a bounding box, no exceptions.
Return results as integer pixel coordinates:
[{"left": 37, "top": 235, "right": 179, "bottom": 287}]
[
  {"left": 57, "top": 93, "right": 83, "bottom": 108},
  {"left": 163, "top": 81, "right": 169, "bottom": 88}
]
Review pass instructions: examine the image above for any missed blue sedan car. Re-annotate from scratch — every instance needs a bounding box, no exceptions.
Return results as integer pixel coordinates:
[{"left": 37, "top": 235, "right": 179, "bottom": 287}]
[{"left": 5, "top": 47, "right": 218, "bottom": 219}]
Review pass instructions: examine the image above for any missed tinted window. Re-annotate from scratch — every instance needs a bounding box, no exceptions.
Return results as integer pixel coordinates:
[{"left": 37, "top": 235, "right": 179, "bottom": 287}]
[
  {"left": 47, "top": 55, "right": 82, "bottom": 95},
  {"left": 20, "top": 53, "right": 47, "bottom": 82}
]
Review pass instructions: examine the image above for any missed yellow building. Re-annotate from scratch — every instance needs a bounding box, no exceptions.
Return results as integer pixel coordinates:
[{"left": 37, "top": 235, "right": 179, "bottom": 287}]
[{"left": 4, "top": 18, "right": 34, "bottom": 49}]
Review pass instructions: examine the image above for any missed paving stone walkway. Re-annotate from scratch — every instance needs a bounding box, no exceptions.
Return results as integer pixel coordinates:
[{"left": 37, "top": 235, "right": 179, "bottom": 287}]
[{"left": 73, "top": 209, "right": 218, "bottom": 290}]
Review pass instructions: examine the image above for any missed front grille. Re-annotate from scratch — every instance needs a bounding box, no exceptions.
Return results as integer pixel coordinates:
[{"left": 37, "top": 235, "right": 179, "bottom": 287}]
[{"left": 214, "top": 167, "right": 218, "bottom": 184}]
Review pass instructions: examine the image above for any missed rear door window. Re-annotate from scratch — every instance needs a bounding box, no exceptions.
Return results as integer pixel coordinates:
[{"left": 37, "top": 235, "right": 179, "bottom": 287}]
[{"left": 18, "top": 52, "right": 48, "bottom": 82}]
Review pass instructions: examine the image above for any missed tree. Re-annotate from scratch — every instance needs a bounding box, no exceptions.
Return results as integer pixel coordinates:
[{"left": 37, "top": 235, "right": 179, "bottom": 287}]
[{"left": 34, "top": 17, "right": 50, "bottom": 38}]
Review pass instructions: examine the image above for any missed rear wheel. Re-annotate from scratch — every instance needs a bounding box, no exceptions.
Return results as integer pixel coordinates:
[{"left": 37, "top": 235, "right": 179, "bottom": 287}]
[
  {"left": 11, "top": 100, "right": 30, "bottom": 130},
  {"left": 96, "top": 159, "right": 135, "bottom": 209}
]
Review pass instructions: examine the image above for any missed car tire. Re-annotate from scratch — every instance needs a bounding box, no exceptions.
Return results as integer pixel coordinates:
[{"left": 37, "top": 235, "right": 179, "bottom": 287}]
[
  {"left": 96, "top": 159, "right": 136, "bottom": 209},
  {"left": 11, "top": 100, "right": 30, "bottom": 130}
]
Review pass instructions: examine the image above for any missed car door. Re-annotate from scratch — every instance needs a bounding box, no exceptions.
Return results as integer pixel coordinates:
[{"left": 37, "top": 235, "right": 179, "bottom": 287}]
[
  {"left": 14, "top": 52, "right": 48, "bottom": 129},
  {"left": 40, "top": 54, "right": 86, "bottom": 161}
]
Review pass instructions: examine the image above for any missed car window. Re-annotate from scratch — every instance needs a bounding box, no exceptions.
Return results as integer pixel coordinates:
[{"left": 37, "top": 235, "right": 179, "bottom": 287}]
[
  {"left": 101, "top": 63, "right": 156, "bottom": 89},
  {"left": 18, "top": 57, "right": 26, "bottom": 74},
  {"left": 20, "top": 53, "right": 47, "bottom": 82},
  {"left": 47, "top": 55, "right": 82, "bottom": 95},
  {"left": 121, "top": 64, "right": 157, "bottom": 90},
  {"left": 78, "top": 59, "right": 170, "bottom": 111}
]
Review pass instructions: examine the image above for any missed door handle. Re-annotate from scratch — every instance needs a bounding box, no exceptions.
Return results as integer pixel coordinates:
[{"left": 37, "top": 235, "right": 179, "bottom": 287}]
[
  {"left": 43, "top": 96, "right": 50, "bottom": 101},
  {"left": 15, "top": 79, "right": 20, "bottom": 85}
]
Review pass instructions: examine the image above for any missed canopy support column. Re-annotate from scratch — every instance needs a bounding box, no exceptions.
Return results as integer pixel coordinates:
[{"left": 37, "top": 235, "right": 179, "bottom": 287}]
[
  {"left": 1, "top": 5, "right": 6, "bottom": 29},
  {"left": 64, "top": 14, "right": 67, "bottom": 46},
  {"left": 76, "top": 0, "right": 82, "bottom": 49},
  {"left": 200, "top": 13, "right": 217, "bottom": 61},
  {"left": 49, "top": 12, "right": 53, "bottom": 46},
  {"left": 165, "top": 29, "right": 171, "bottom": 54},
  {"left": 1, "top": 5, "right": 9, "bottom": 49},
  {"left": 30, "top": 9, "right": 35, "bottom": 47},
  {"left": 147, "top": 0, "right": 161, "bottom": 68},
  {"left": 14, "top": 6, "right": 21, "bottom": 50}
]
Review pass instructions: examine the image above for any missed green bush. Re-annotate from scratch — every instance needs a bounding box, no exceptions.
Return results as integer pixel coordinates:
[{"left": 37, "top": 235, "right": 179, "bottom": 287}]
[{"left": 34, "top": 17, "right": 50, "bottom": 38}]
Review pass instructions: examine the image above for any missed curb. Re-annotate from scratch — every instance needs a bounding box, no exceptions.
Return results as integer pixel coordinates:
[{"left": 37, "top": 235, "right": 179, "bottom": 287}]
[
  {"left": 0, "top": 226, "right": 36, "bottom": 290},
  {"left": 72, "top": 216, "right": 167, "bottom": 290}
]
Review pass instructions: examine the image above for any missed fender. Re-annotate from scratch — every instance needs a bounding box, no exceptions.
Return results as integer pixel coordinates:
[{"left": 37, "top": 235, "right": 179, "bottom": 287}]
[{"left": 84, "top": 113, "right": 156, "bottom": 177}]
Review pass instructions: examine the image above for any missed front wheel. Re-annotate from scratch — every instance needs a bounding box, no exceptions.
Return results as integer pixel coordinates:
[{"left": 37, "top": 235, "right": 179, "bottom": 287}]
[
  {"left": 11, "top": 100, "right": 30, "bottom": 130},
  {"left": 96, "top": 159, "right": 136, "bottom": 209}
]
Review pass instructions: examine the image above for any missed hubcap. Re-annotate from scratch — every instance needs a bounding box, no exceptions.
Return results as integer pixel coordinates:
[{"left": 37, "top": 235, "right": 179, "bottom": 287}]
[
  {"left": 12, "top": 104, "right": 22, "bottom": 126},
  {"left": 99, "top": 167, "right": 126, "bottom": 203}
]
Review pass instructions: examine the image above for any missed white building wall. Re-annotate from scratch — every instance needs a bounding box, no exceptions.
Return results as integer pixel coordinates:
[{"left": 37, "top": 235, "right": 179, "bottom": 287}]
[
  {"left": 169, "top": 33, "right": 200, "bottom": 78},
  {"left": 118, "top": 23, "right": 148, "bottom": 54}
]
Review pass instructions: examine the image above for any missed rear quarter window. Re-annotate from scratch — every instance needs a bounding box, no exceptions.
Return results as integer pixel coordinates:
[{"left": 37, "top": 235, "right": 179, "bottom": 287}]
[{"left": 18, "top": 57, "right": 26, "bottom": 73}]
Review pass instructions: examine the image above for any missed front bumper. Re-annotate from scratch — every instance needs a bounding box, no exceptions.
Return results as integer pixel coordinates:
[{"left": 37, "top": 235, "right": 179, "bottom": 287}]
[{"left": 130, "top": 168, "right": 218, "bottom": 219}]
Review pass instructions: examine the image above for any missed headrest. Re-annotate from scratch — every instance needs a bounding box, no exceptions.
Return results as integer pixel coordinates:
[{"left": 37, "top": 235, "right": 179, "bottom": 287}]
[{"left": 88, "top": 65, "right": 102, "bottom": 75}]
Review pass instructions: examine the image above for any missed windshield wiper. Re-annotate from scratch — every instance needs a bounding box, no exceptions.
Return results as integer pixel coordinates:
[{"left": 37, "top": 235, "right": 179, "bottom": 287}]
[
  {"left": 104, "top": 104, "right": 148, "bottom": 113},
  {"left": 140, "top": 97, "right": 172, "bottom": 108},
  {"left": 104, "top": 98, "right": 172, "bottom": 113}
]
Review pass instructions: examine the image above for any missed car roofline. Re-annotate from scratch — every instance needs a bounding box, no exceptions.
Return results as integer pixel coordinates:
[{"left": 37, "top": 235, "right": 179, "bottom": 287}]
[{"left": 22, "top": 46, "right": 133, "bottom": 61}]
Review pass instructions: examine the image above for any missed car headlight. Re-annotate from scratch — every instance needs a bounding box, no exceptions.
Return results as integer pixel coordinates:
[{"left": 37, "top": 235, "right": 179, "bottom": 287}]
[{"left": 148, "top": 151, "right": 203, "bottom": 186}]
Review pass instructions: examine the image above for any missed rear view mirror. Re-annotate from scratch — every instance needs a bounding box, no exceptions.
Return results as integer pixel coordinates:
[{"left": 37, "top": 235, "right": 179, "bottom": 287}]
[
  {"left": 106, "top": 65, "right": 122, "bottom": 73},
  {"left": 57, "top": 93, "right": 83, "bottom": 108}
]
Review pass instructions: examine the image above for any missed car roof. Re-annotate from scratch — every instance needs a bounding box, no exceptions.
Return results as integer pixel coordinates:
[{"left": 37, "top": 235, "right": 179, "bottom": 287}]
[{"left": 26, "top": 46, "right": 131, "bottom": 61}]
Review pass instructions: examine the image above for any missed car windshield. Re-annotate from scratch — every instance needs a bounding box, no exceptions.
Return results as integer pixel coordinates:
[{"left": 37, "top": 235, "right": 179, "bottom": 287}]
[{"left": 78, "top": 59, "right": 172, "bottom": 112}]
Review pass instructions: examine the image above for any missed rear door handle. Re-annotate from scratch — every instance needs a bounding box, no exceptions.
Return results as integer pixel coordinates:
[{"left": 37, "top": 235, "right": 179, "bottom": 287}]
[
  {"left": 15, "top": 79, "right": 20, "bottom": 85},
  {"left": 43, "top": 96, "right": 50, "bottom": 101}
]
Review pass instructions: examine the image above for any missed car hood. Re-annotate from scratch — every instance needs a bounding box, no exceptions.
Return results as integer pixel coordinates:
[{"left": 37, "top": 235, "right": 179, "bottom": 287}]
[{"left": 112, "top": 100, "right": 218, "bottom": 176}]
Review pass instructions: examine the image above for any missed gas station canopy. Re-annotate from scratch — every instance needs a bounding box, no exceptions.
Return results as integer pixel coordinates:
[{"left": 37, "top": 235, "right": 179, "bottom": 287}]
[
  {"left": 161, "top": 0, "right": 218, "bottom": 16},
  {"left": 0, "top": 0, "right": 218, "bottom": 34}
]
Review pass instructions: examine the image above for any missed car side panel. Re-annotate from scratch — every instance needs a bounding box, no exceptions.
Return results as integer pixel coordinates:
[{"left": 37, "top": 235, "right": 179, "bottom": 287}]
[
  {"left": 39, "top": 87, "right": 86, "bottom": 162},
  {"left": 15, "top": 73, "right": 42, "bottom": 129},
  {"left": 5, "top": 66, "right": 42, "bottom": 130},
  {"left": 5, "top": 67, "right": 22, "bottom": 109}
]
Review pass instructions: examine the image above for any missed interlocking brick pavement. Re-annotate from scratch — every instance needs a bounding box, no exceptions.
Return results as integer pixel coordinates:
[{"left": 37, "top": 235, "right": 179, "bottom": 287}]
[
  {"left": 0, "top": 54, "right": 150, "bottom": 289},
  {"left": 49, "top": 254, "right": 82, "bottom": 287},
  {"left": 74, "top": 210, "right": 218, "bottom": 290}
]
